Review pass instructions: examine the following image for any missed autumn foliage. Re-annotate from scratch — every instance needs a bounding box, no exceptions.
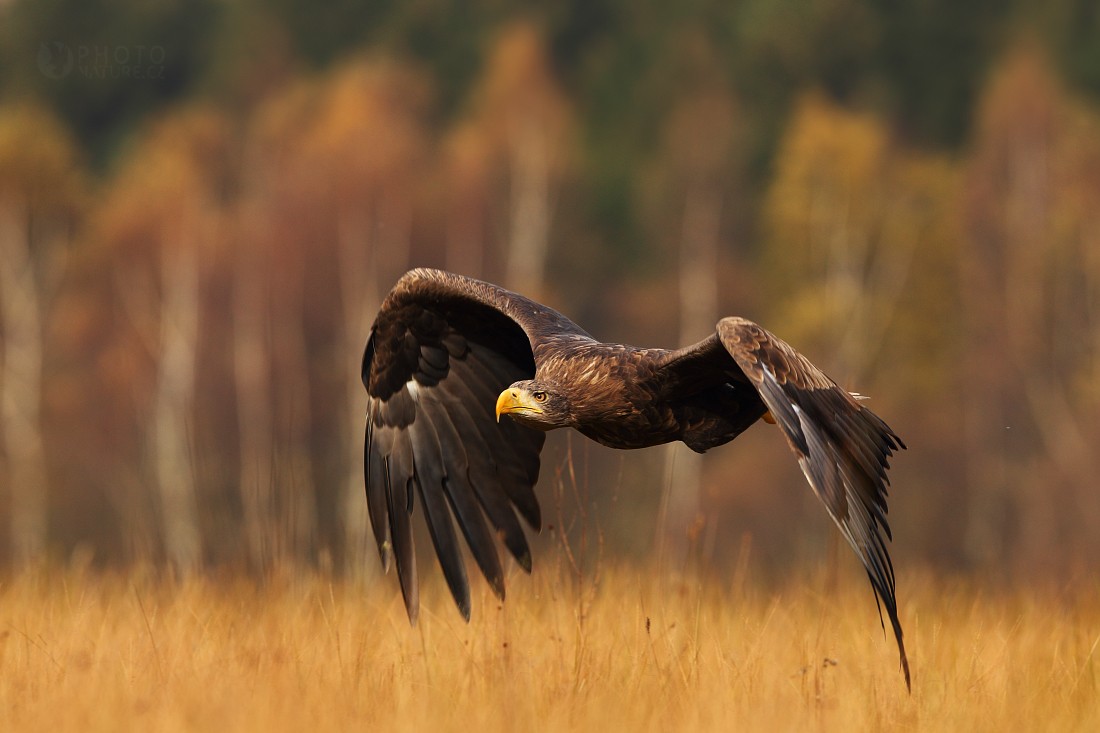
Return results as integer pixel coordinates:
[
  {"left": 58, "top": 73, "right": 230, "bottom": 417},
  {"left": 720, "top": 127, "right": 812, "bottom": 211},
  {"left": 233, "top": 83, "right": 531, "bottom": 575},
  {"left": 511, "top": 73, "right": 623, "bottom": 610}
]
[{"left": 0, "top": 25, "right": 1097, "bottom": 589}]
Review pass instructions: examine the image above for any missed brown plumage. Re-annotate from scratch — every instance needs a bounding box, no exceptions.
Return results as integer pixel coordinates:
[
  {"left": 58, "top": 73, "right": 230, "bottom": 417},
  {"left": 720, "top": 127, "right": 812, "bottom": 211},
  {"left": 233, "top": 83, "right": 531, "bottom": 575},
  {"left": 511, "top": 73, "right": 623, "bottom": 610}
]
[{"left": 362, "top": 268, "right": 909, "bottom": 689}]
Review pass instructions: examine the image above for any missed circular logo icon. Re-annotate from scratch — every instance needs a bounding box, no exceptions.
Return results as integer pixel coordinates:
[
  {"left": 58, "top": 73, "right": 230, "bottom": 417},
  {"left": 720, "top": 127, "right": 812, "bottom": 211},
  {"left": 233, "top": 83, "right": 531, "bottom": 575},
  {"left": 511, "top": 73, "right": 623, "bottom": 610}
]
[{"left": 38, "top": 42, "right": 74, "bottom": 80}]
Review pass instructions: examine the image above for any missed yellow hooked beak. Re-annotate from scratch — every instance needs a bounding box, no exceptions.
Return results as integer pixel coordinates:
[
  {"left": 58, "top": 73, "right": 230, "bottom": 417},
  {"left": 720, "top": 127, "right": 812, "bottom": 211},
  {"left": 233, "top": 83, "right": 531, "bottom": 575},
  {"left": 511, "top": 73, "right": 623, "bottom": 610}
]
[{"left": 495, "top": 388, "right": 543, "bottom": 423}]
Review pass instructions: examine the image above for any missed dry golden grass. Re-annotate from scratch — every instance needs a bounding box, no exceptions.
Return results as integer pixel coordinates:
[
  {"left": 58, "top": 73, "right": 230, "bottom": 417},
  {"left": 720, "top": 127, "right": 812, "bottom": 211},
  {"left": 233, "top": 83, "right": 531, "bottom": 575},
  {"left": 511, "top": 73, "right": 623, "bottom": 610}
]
[{"left": 0, "top": 562, "right": 1097, "bottom": 732}]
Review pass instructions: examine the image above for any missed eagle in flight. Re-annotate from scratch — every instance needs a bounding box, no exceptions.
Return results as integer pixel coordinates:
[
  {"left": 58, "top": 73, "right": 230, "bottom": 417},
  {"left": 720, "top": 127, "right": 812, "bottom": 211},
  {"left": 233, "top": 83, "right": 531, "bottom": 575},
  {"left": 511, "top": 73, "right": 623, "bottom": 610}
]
[{"left": 362, "top": 268, "right": 909, "bottom": 689}]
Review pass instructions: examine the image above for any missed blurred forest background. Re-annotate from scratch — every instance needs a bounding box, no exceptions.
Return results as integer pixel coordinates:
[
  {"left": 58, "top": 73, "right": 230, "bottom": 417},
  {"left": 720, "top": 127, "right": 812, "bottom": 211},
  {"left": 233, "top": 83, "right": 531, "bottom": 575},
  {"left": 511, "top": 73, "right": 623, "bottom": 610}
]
[{"left": 1, "top": 0, "right": 1098, "bottom": 587}]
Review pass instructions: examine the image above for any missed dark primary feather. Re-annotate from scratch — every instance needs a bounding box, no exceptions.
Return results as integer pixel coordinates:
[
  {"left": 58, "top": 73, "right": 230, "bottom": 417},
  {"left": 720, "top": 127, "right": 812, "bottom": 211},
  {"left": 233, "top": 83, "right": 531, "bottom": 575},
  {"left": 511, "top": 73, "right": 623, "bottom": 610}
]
[
  {"left": 654, "top": 317, "right": 908, "bottom": 688},
  {"left": 363, "top": 270, "right": 908, "bottom": 689},
  {"left": 713, "top": 317, "right": 909, "bottom": 690},
  {"left": 363, "top": 268, "right": 587, "bottom": 623}
]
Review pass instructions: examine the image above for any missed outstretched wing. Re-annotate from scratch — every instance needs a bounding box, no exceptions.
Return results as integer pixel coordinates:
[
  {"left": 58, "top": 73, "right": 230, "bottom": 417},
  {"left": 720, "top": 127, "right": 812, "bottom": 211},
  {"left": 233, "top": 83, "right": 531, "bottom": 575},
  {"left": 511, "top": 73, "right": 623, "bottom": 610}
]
[
  {"left": 362, "top": 268, "right": 592, "bottom": 623},
  {"left": 720, "top": 317, "right": 909, "bottom": 689},
  {"left": 659, "top": 316, "right": 909, "bottom": 690}
]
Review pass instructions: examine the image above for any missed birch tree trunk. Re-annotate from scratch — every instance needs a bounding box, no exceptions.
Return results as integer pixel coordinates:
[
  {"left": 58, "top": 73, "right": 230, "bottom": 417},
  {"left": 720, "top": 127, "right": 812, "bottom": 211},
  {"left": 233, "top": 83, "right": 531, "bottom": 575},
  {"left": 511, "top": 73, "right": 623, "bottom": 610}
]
[
  {"left": 0, "top": 200, "right": 48, "bottom": 565},
  {"left": 233, "top": 232, "right": 275, "bottom": 571},
  {"left": 272, "top": 285, "right": 317, "bottom": 567},
  {"left": 153, "top": 241, "right": 202, "bottom": 573},
  {"left": 658, "top": 185, "right": 721, "bottom": 567},
  {"left": 506, "top": 120, "right": 550, "bottom": 295}
]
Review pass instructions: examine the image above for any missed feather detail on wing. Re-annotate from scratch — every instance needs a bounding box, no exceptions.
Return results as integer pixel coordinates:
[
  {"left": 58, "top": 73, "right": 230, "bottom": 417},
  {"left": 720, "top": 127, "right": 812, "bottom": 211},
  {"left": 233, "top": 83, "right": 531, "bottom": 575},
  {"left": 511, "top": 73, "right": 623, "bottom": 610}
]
[
  {"left": 716, "top": 316, "right": 910, "bottom": 691},
  {"left": 362, "top": 269, "right": 586, "bottom": 623}
]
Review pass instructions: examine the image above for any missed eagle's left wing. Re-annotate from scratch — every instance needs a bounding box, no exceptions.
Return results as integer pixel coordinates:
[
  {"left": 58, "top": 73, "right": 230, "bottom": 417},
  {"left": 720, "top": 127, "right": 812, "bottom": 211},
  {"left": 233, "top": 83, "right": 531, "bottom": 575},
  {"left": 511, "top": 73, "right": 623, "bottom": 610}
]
[
  {"left": 717, "top": 317, "right": 909, "bottom": 690},
  {"left": 658, "top": 316, "right": 909, "bottom": 690}
]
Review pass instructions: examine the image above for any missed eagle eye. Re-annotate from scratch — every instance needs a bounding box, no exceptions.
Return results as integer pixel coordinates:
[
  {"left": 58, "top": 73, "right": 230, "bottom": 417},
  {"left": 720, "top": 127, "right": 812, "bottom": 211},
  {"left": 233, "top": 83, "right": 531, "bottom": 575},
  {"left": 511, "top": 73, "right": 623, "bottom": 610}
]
[{"left": 532, "top": 390, "right": 548, "bottom": 403}]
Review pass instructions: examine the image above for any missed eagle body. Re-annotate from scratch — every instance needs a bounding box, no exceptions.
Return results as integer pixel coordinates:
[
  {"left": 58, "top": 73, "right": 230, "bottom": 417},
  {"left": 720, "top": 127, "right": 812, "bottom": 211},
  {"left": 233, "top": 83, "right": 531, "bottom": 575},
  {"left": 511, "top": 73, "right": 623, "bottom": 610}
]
[
  {"left": 530, "top": 342, "right": 768, "bottom": 453},
  {"left": 362, "top": 268, "right": 910, "bottom": 689}
]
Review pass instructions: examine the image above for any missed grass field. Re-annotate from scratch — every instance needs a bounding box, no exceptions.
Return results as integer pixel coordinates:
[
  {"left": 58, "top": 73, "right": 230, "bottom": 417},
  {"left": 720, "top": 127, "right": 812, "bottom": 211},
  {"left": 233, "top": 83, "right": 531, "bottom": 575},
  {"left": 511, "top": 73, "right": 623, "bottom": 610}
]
[{"left": 1, "top": 561, "right": 1097, "bottom": 732}]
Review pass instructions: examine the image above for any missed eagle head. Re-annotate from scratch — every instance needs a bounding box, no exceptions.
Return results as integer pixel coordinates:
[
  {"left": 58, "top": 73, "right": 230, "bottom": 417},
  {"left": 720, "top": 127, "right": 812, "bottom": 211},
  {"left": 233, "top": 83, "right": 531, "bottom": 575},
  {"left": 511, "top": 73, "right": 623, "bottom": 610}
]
[{"left": 495, "top": 380, "right": 570, "bottom": 430}]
